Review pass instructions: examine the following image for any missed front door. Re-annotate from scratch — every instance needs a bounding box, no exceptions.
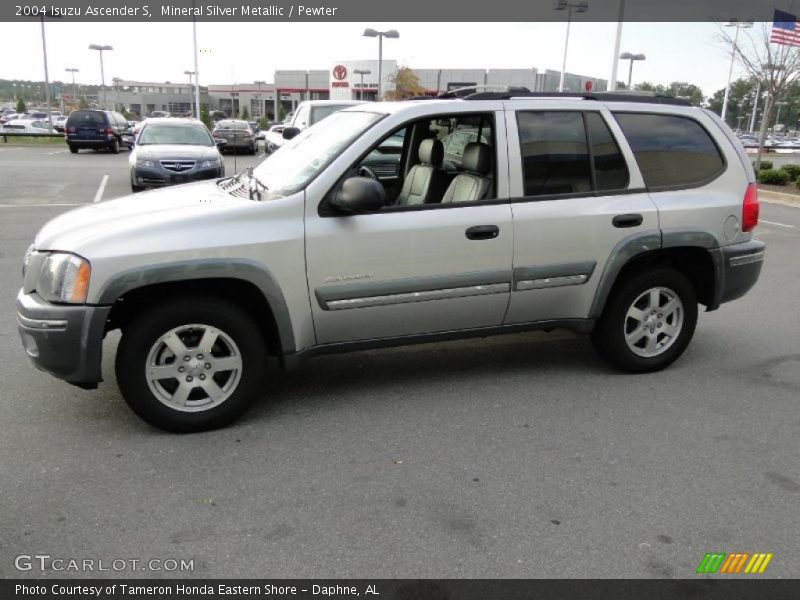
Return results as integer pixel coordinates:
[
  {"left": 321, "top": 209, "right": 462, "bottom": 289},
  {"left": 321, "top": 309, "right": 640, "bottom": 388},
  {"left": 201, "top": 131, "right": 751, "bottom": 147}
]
[{"left": 305, "top": 108, "right": 514, "bottom": 345}]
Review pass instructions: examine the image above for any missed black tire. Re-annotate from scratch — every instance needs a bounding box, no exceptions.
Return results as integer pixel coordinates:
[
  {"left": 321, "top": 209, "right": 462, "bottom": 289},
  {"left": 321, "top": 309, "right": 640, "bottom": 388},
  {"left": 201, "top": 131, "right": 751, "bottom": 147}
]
[
  {"left": 68, "top": 144, "right": 78, "bottom": 154},
  {"left": 109, "top": 137, "right": 120, "bottom": 154},
  {"left": 115, "top": 297, "right": 268, "bottom": 432},
  {"left": 131, "top": 184, "right": 144, "bottom": 193},
  {"left": 591, "top": 268, "right": 697, "bottom": 373}
]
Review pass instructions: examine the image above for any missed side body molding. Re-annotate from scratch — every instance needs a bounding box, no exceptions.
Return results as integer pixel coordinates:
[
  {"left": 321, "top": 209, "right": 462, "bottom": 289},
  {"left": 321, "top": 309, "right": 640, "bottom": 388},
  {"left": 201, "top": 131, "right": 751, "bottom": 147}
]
[{"left": 94, "top": 258, "right": 297, "bottom": 354}]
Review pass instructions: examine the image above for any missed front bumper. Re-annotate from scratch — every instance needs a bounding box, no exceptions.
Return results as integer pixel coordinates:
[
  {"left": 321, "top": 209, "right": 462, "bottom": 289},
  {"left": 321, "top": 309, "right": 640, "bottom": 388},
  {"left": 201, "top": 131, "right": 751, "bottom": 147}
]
[
  {"left": 16, "top": 290, "right": 111, "bottom": 388},
  {"left": 132, "top": 164, "right": 224, "bottom": 188},
  {"left": 712, "top": 239, "right": 766, "bottom": 307}
]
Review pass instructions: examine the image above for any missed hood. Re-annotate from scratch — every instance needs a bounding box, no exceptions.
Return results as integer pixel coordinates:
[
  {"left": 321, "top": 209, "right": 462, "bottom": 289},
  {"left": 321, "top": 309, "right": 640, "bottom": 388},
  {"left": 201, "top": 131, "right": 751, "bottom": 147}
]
[
  {"left": 133, "top": 144, "right": 219, "bottom": 160},
  {"left": 34, "top": 180, "right": 253, "bottom": 252}
]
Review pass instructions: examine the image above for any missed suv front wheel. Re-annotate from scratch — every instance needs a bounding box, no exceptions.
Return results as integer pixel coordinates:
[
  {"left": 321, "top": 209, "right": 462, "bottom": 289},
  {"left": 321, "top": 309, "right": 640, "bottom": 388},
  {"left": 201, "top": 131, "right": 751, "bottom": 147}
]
[
  {"left": 115, "top": 297, "right": 268, "bottom": 432},
  {"left": 591, "top": 268, "right": 698, "bottom": 373}
]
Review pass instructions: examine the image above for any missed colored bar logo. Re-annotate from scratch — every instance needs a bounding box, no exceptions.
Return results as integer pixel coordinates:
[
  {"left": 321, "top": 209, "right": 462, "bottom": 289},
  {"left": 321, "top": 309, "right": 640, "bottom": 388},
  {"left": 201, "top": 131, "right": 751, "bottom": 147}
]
[{"left": 696, "top": 552, "right": 773, "bottom": 574}]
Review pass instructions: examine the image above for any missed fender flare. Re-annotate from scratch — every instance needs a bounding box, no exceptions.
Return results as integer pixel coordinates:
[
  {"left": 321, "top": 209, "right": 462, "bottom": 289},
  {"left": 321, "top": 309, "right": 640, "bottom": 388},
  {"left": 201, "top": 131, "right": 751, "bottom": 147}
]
[{"left": 94, "top": 258, "right": 296, "bottom": 354}]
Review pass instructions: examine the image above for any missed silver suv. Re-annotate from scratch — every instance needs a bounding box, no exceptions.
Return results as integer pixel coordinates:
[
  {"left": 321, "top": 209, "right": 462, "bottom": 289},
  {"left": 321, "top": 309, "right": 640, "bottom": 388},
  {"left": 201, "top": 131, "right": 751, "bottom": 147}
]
[{"left": 17, "top": 92, "right": 765, "bottom": 432}]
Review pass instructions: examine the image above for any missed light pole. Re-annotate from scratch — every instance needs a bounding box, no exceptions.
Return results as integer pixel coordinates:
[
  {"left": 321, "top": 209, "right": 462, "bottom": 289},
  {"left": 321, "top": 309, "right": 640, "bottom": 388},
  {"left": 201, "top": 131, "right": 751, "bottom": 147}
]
[
  {"left": 620, "top": 52, "right": 645, "bottom": 89},
  {"left": 184, "top": 70, "right": 196, "bottom": 116},
  {"left": 89, "top": 44, "right": 113, "bottom": 110},
  {"left": 354, "top": 69, "right": 371, "bottom": 101},
  {"left": 721, "top": 20, "right": 753, "bottom": 124},
  {"left": 191, "top": 2, "right": 200, "bottom": 121},
  {"left": 608, "top": 0, "right": 625, "bottom": 90},
  {"left": 39, "top": 14, "right": 54, "bottom": 129},
  {"left": 363, "top": 28, "right": 399, "bottom": 101},
  {"left": 65, "top": 68, "right": 79, "bottom": 111},
  {"left": 554, "top": 0, "right": 588, "bottom": 92},
  {"left": 112, "top": 77, "right": 121, "bottom": 112}
]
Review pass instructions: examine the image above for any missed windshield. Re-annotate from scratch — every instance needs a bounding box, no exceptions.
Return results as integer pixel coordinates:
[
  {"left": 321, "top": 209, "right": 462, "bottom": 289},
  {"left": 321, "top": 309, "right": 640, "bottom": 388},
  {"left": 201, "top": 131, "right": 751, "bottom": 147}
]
[
  {"left": 138, "top": 124, "right": 213, "bottom": 146},
  {"left": 252, "top": 110, "right": 383, "bottom": 197},
  {"left": 310, "top": 105, "right": 354, "bottom": 126}
]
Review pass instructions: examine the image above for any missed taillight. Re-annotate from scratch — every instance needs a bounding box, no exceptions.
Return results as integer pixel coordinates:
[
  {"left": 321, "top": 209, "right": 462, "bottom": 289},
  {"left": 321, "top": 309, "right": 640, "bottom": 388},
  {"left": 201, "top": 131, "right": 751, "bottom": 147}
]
[
  {"left": 105, "top": 128, "right": 113, "bottom": 135},
  {"left": 742, "top": 182, "right": 759, "bottom": 232},
  {"left": 67, "top": 126, "right": 75, "bottom": 133}
]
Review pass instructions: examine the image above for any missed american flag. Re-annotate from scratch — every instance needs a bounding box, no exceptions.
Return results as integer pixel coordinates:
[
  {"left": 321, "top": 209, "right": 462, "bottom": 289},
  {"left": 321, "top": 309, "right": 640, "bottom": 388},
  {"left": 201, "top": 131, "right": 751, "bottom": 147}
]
[{"left": 771, "top": 9, "right": 800, "bottom": 47}]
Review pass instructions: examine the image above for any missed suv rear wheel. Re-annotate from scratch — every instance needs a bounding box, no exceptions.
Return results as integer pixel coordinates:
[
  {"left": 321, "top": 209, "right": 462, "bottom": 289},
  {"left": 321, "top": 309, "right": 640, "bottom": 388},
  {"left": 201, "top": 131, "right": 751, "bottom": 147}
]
[
  {"left": 108, "top": 137, "right": 120, "bottom": 154},
  {"left": 591, "top": 268, "right": 698, "bottom": 373},
  {"left": 115, "top": 297, "right": 268, "bottom": 432},
  {"left": 68, "top": 144, "right": 78, "bottom": 154}
]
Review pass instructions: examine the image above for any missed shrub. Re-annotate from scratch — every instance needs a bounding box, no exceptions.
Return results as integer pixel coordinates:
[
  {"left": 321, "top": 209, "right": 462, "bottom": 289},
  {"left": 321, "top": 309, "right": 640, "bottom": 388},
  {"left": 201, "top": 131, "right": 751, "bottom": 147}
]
[
  {"left": 779, "top": 164, "right": 800, "bottom": 180},
  {"left": 796, "top": 175, "right": 800, "bottom": 190},
  {"left": 758, "top": 169, "right": 790, "bottom": 185},
  {"left": 753, "top": 159, "right": 773, "bottom": 170}
]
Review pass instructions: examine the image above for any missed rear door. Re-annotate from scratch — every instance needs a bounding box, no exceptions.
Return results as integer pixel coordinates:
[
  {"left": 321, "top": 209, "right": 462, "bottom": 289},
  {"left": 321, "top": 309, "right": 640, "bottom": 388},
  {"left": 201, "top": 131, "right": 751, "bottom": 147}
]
[
  {"left": 503, "top": 100, "right": 660, "bottom": 324},
  {"left": 68, "top": 111, "right": 106, "bottom": 141}
]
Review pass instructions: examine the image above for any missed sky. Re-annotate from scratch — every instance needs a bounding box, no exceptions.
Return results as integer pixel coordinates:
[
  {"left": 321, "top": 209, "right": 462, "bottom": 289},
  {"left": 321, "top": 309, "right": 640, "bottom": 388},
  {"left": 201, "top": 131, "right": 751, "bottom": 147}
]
[{"left": 0, "top": 21, "right": 768, "bottom": 97}]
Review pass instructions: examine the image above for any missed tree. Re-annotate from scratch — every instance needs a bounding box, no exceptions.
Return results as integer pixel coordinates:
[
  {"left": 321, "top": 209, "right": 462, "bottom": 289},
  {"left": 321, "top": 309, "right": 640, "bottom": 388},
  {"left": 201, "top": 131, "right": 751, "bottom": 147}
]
[
  {"left": 384, "top": 66, "right": 425, "bottom": 101},
  {"left": 634, "top": 81, "right": 704, "bottom": 105},
  {"left": 240, "top": 106, "right": 250, "bottom": 121},
  {"left": 200, "top": 105, "right": 212, "bottom": 130},
  {"left": 721, "top": 22, "right": 800, "bottom": 170},
  {"left": 708, "top": 77, "right": 758, "bottom": 129},
  {"left": 16, "top": 97, "right": 26, "bottom": 113},
  {"left": 78, "top": 97, "right": 89, "bottom": 109}
]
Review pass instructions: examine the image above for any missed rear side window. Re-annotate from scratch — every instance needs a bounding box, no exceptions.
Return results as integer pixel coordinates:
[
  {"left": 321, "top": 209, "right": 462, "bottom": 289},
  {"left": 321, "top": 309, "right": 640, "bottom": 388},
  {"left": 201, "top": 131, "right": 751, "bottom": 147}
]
[
  {"left": 517, "top": 111, "right": 592, "bottom": 196},
  {"left": 614, "top": 113, "right": 725, "bottom": 190},
  {"left": 67, "top": 111, "right": 106, "bottom": 126}
]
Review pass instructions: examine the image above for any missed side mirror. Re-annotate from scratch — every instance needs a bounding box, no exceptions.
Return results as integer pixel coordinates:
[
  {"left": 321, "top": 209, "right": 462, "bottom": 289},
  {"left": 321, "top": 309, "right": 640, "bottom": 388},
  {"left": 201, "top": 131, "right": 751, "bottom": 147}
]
[
  {"left": 282, "top": 126, "right": 301, "bottom": 140},
  {"left": 215, "top": 138, "right": 228, "bottom": 148},
  {"left": 330, "top": 177, "right": 386, "bottom": 214}
]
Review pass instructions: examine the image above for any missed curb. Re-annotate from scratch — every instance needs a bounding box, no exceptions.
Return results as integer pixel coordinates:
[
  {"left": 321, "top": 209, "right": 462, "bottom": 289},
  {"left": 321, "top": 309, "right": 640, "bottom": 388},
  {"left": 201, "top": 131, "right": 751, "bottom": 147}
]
[{"left": 757, "top": 188, "right": 800, "bottom": 208}]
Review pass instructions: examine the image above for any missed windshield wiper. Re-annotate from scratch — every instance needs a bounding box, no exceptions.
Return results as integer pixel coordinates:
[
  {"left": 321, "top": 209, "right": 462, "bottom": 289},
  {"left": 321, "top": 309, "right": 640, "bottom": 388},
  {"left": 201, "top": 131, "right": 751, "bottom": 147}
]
[{"left": 242, "top": 167, "right": 268, "bottom": 201}]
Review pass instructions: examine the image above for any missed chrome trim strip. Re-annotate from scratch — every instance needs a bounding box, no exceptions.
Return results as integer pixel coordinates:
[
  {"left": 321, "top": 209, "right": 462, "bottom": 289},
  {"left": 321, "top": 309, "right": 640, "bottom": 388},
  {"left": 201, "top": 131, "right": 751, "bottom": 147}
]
[
  {"left": 729, "top": 251, "right": 765, "bottom": 267},
  {"left": 516, "top": 274, "right": 588, "bottom": 291},
  {"left": 17, "top": 314, "right": 68, "bottom": 330},
  {"left": 325, "top": 283, "right": 510, "bottom": 310}
]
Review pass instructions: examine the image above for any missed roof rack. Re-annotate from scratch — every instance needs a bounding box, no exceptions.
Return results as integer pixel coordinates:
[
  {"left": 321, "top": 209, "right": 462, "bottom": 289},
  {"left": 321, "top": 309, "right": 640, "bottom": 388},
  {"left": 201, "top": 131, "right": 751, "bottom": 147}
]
[
  {"left": 437, "top": 85, "right": 531, "bottom": 99},
  {"left": 462, "top": 91, "right": 692, "bottom": 106}
]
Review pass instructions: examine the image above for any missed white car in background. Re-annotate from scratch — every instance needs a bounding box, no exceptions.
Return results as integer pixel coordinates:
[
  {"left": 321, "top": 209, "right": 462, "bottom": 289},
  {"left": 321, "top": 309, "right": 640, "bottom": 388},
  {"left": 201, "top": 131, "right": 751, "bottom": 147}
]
[
  {"left": 0, "top": 119, "right": 54, "bottom": 134},
  {"left": 264, "top": 100, "right": 364, "bottom": 153}
]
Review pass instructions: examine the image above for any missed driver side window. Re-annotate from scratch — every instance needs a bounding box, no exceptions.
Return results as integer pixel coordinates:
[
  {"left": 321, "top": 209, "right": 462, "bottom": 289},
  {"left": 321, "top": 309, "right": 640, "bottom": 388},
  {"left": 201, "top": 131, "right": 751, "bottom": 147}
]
[{"left": 353, "top": 112, "right": 496, "bottom": 209}]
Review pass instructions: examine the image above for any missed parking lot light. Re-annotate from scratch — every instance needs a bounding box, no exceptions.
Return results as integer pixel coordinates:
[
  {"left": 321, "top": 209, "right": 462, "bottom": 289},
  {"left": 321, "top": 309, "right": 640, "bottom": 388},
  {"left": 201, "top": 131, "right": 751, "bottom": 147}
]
[
  {"left": 363, "top": 28, "right": 399, "bottom": 101},
  {"left": 88, "top": 44, "right": 113, "bottom": 110},
  {"left": 619, "top": 51, "right": 645, "bottom": 89},
  {"left": 184, "top": 70, "right": 196, "bottom": 117},
  {"left": 354, "top": 69, "right": 371, "bottom": 101},
  {"left": 554, "top": 0, "right": 589, "bottom": 93},
  {"left": 65, "top": 68, "right": 79, "bottom": 111}
]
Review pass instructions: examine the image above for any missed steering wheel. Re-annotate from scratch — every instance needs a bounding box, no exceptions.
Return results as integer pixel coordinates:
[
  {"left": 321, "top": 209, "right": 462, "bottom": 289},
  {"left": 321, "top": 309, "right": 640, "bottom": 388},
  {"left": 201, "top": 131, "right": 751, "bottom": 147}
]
[{"left": 357, "top": 165, "right": 379, "bottom": 180}]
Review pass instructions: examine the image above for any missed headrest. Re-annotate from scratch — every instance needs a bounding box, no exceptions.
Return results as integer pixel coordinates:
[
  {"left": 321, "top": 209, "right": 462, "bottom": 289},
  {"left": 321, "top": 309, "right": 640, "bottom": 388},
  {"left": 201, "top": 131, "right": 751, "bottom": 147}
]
[
  {"left": 462, "top": 142, "right": 491, "bottom": 175},
  {"left": 419, "top": 138, "right": 444, "bottom": 167}
]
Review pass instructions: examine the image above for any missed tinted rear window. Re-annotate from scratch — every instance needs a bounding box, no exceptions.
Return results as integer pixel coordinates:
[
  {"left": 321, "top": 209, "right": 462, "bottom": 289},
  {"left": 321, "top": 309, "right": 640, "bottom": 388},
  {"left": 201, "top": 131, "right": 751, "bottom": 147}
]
[
  {"left": 67, "top": 111, "right": 106, "bottom": 126},
  {"left": 614, "top": 113, "right": 724, "bottom": 190},
  {"left": 517, "top": 111, "right": 592, "bottom": 196}
]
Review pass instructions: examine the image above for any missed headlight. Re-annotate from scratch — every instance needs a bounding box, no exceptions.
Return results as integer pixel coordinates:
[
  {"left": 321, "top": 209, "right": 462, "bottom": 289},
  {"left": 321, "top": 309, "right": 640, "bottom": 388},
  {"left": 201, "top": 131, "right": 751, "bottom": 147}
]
[
  {"left": 200, "top": 157, "right": 222, "bottom": 168},
  {"left": 135, "top": 158, "right": 155, "bottom": 167},
  {"left": 22, "top": 244, "right": 34, "bottom": 278},
  {"left": 36, "top": 253, "right": 91, "bottom": 304}
]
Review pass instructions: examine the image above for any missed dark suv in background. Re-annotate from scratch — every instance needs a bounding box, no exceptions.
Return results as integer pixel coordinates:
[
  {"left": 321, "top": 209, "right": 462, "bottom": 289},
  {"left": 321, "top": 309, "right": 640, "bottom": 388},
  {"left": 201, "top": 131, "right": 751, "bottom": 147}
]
[{"left": 65, "top": 110, "right": 133, "bottom": 154}]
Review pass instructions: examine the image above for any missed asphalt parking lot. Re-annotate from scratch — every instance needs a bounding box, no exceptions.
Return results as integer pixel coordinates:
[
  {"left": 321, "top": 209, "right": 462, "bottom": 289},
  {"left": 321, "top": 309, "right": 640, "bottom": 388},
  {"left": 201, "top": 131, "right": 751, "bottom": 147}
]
[{"left": 1, "top": 142, "right": 799, "bottom": 579}]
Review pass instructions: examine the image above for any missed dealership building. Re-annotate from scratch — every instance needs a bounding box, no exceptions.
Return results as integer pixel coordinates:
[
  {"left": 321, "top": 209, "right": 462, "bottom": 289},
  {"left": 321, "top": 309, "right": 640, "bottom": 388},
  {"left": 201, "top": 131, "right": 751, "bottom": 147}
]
[{"left": 110, "top": 61, "right": 607, "bottom": 119}]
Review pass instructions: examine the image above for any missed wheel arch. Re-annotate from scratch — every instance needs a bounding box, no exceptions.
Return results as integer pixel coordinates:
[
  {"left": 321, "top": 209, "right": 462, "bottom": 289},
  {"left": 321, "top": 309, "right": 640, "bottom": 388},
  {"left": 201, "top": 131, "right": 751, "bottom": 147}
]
[
  {"left": 590, "top": 231, "right": 721, "bottom": 318},
  {"left": 98, "top": 259, "right": 296, "bottom": 358}
]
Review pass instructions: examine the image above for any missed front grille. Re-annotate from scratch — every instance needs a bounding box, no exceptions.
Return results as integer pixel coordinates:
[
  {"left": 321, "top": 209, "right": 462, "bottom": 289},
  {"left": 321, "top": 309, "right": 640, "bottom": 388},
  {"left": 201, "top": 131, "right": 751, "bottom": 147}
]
[
  {"left": 160, "top": 160, "right": 196, "bottom": 173},
  {"left": 217, "top": 178, "right": 250, "bottom": 199}
]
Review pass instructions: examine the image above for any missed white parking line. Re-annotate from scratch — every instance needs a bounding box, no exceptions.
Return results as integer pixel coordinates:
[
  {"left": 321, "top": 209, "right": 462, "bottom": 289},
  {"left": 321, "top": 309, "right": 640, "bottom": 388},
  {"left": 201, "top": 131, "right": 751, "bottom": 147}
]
[
  {"left": 761, "top": 220, "right": 795, "bottom": 229},
  {"left": 93, "top": 174, "right": 109, "bottom": 203}
]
